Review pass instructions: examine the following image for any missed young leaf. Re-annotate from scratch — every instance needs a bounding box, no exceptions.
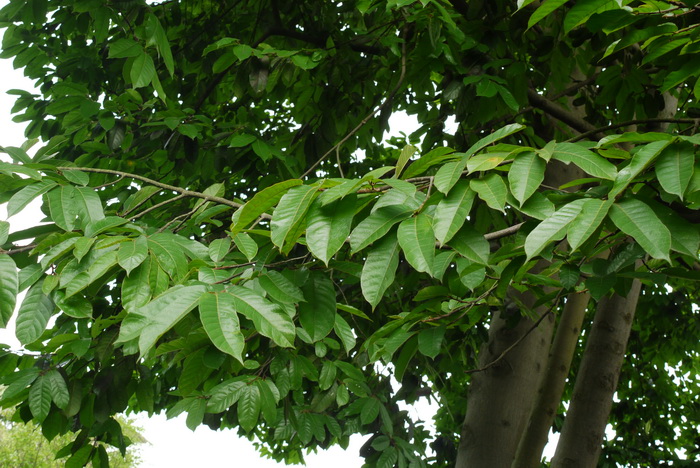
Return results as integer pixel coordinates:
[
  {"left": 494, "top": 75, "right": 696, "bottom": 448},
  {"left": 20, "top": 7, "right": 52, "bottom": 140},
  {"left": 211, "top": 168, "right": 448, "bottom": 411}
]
[
  {"left": 361, "top": 233, "right": 400, "bottom": 309},
  {"left": 655, "top": 141, "right": 694, "bottom": 199},
  {"left": 231, "top": 179, "right": 302, "bottom": 235},
  {"left": 0, "top": 255, "right": 18, "bottom": 327},
  {"left": 470, "top": 173, "right": 507, "bottom": 212},
  {"left": 270, "top": 184, "right": 319, "bottom": 251},
  {"left": 508, "top": 151, "right": 545, "bottom": 204},
  {"left": 433, "top": 180, "right": 475, "bottom": 245},
  {"left": 525, "top": 199, "right": 586, "bottom": 259},
  {"left": 397, "top": 214, "right": 435, "bottom": 276},
  {"left": 609, "top": 198, "right": 671, "bottom": 261},
  {"left": 199, "top": 291, "right": 245, "bottom": 363},
  {"left": 306, "top": 195, "right": 355, "bottom": 265}
]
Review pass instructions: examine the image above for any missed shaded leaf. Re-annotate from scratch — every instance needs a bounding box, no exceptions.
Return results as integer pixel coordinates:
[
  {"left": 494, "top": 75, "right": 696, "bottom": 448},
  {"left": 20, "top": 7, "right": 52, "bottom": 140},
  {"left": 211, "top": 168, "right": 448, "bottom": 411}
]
[
  {"left": 199, "top": 291, "right": 245, "bottom": 363},
  {"left": 361, "top": 233, "right": 400, "bottom": 309},
  {"left": 609, "top": 198, "right": 671, "bottom": 261}
]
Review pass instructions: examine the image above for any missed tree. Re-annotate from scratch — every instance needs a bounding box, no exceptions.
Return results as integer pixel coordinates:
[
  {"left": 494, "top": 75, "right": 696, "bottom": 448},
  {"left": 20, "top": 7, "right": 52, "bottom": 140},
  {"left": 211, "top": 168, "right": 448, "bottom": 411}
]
[
  {"left": 0, "top": 406, "right": 145, "bottom": 467},
  {"left": 0, "top": 0, "right": 699, "bottom": 466}
]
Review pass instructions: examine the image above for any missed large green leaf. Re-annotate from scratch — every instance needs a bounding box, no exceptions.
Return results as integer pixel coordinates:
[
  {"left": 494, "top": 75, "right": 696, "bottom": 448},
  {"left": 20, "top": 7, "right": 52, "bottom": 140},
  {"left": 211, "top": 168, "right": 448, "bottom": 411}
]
[
  {"left": 525, "top": 199, "right": 586, "bottom": 259},
  {"left": 231, "top": 179, "right": 302, "bottom": 235},
  {"left": 350, "top": 204, "right": 414, "bottom": 254},
  {"left": 116, "top": 285, "right": 206, "bottom": 355},
  {"left": 0, "top": 255, "right": 18, "bottom": 327},
  {"left": 610, "top": 140, "right": 672, "bottom": 198},
  {"left": 465, "top": 124, "right": 525, "bottom": 157},
  {"left": 433, "top": 180, "right": 475, "bottom": 245},
  {"left": 148, "top": 233, "right": 188, "bottom": 280},
  {"left": 508, "top": 151, "right": 545, "bottom": 204},
  {"left": 306, "top": 195, "right": 356, "bottom": 265},
  {"left": 199, "top": 291, "right": 245, "bottom": 363},
  {"left": 567, "top": 199, "right": 612, "bottom": 251},
  {"left": 470, "top": 174, "right": 507, "bottom": 212},
  {"left": 609, "top": 198, "right": 671, "bottom": 261},
  {"left": 118, "top": 236, "right": 148, "bottom": 274},
  {"left": 228, "top": 286, "right": 295, "bottom": 347},
  {"left": 15, "top": 283, "right": 54, "bottom": 345},
  {"left": 527, "top": 0, "right": 568, "bottom": 29},
  {"left": 434, "top": 158, "right": 468, "bottom": 195},
  {"left": 551, "top": 143, "right": 617, "bottom": 180},
  {"left": 270, "top": 183, "right": 319, "bottom": 251},
  {"left": 47, "top": 185, "right": 79, "bottom": 231},
  {"left": 397, "top": 214, "right": 435, "bottom": 276},
  {"left": 447, "top": 223, "right": 490, "bottom": 265},
  {"left": 655, "top": 141, "right": 694, "bottom": 199},
  {"left": 130, "top": 51, "right": 156, "bottom": 88},
  {"left": 361, "top": 233, "right": 400, "bottom": 309},
  {"left": 45, "top": 369, "right": 69, "bottom": 409},
  {"left": 207, "top": 377, "right": 248, "bottom": 412},
  {"left": 7, "top": 180, "right": 57, "bottom": 217},
  {"left": 28, "top": 374, "right": 52, "bottom": 422},
  {"left": 238, "top": 384, "right": 261, "bottom": 433},
  {"left": 299, "top": 273, "right": 337, "bottom": 342},
  {"left": 564, "top": 0, "right": 618, "bottom": 33}
]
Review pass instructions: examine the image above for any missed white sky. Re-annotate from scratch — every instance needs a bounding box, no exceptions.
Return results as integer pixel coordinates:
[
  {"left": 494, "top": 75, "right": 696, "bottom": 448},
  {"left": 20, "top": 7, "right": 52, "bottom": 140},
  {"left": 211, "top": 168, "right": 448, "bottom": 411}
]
[{"left": 0, "top": 8, "right": 436, "bottom": 466}]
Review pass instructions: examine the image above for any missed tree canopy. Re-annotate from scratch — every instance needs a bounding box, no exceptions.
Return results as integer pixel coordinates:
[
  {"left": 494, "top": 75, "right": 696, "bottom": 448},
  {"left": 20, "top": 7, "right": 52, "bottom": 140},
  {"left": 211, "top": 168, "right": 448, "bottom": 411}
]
[{"left": 0, "top": 0, "right": 699, "bottom": 466}]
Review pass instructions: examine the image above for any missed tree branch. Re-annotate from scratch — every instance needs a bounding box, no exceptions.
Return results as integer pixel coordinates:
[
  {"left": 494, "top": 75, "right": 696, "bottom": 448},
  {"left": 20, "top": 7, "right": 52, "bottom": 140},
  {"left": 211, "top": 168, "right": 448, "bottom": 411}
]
[
  {"left": 527, "top": 89, "right": 604, "bottom": 138},
  {"left": 568, "top": 117, "right": 699, "bottom": 142}
]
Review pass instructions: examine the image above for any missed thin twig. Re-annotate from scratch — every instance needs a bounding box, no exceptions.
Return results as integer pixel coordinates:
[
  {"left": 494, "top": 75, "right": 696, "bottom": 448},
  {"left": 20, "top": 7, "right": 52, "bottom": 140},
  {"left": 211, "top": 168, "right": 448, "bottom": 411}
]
[
  {"left": 93, "top": 175, "right": 125, "bottom": 190},
  {"left": 301, "top": 34, "right": 408, "bottom": 178},
  {"left": 423, "top": 283, "right": 497, "bottom": 323},
  {"left": 0, "top": 244, "right": 37, "bottom": 255},
  {"left": 484, "top": 223, "right": 524, "bottom": 241},
  {"left": 130, "top": 194, "right": 186, "bottom": 220},
  {"left": 465, "top": 291, "right": 564, "bottom": 374}
]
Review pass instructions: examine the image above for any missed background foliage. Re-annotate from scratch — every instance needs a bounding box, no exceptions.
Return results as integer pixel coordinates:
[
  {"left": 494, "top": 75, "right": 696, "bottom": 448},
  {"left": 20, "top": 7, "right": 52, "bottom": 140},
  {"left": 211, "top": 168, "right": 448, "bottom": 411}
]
[{"left": 0, "top": 0, "right": 699, "bottom": 466}]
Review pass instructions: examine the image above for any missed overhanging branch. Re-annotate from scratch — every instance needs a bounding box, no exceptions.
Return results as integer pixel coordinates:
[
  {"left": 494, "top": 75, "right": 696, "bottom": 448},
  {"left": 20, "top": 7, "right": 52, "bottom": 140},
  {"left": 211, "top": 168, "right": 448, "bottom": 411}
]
[{"left": 527, "top": 89, "right": 604, "bottom": 139}]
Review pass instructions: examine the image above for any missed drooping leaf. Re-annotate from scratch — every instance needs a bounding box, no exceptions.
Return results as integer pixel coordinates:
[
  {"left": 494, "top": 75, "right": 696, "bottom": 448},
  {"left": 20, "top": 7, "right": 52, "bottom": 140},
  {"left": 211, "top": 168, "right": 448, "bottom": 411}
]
[
  {"left": 228, "top": 286, "right": 295, "bottom": 347},
  {"left": 118, "top": 236, "right": 149, "bottom": 274},
  {"left": 395, "top": 144, "right": 417, "bottom": 178},
  {"left": 397, "top": 214, "right": 435, "bottom": 276},
  {"left": 7, "top": 180, "right": 57, "bottom": 217},
  {"left": 508, "top": 151, "right": 545, "bottom": 204},
  {"left": 434, "top": 158, "right": 467, "bottom": 195},
  {"left": 464, "top": 124, "right": 525, "bottom": 157},
  {"left": 470, "top": 173, "right": 508, "bottom": 212},
  {"left": 47, "top": 185, "right": 79, "bottom": 231},
  {"left": 350, "top": 204, "right": 414, "bottom": 254},
  {"left": 610, "top": 140, "right": 672, "bottom": 198},
  {"left": 551, "top": 143, "right": 617, "bottom": 180},
  {"left": 15, "top": 284, "right": 54, "bottom": 345},
  {"left": 231, "top": 179, "right": 302, "bottom": 235},
  {"left": 527, "top": 0, "right": 568, "bottom": 29},
  {"left": 433, "top": 180, "right": 475, "bottom": 245},
  {"left": 306, "top": 195, "right": 356, "bottom": 265},
  {"left": 525, "top": 199, "right": 586, "bottom": 259},
  {"left": 232, "top": 233, "right": 257, "bottom": 261},
  {"left": 258, "top": 270, "right": 305, "bottom": 304},
  {"left": 199, "top": 291, "right": 245, "bottom": 363},
  {"left": 609, "top": 198, "right": 671, "bottom": 261},
  {"left": 299, "top": 273, "right": 337, "bottom": 342},
  {"left": 209, "top": 237, "right": 232, "bottom": 262},
  {"left": 567, "top": 199, "right": 612, "bottom": 251},
  {"left": 418, "top": 326, "right": 445, "bottom": 359},
  {"left": 0, "top": 254, "right": 19, "bottom": 327},
  {"left": 655, "top": 141, "right": 694, "bottom": 199},
  {"left": 361, "top": 232, "right": 400, "bottom": 309},
  {"left": 447, "top": 223, "right": 490, "bottom": 265},
  {"left": 270, "top": 183, "right": 319, "bottom": 251}
]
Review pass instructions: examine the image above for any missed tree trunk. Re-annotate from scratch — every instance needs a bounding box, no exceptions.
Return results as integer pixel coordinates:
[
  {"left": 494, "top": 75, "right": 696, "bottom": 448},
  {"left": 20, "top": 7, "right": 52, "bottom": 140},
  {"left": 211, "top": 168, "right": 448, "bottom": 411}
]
[
  {"left": 551, "top": 280, "right": 642, "bottom": 467},
  {"left": 512, "top": 291, "right": 590, "bottom": 468},
  {"left": 455, "top": 290, "right": 555, "bottom": 468}
]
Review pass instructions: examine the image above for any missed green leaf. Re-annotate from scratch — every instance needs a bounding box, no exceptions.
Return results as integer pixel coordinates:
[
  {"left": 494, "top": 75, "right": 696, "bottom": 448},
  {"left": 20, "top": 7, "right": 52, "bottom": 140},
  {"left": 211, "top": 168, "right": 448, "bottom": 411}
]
[
  {"left": 434, "top": 158, "right": 467, "bottom": 195},
  {"left": 270, "top": 184, "right": 319, "bottom": 251},
  {"left": 118, "top": 236, "right": 149, "bottom": 274},
  {"left": 199, "top": 291, "right": 245, "bottom": 363},
  {"left": 567, "top": 199, "right": 612, "bottom": 251},
  {"left": 447, "top": 223, "right": 490, "bottom": 264},
  {"left": 29, "top": 374, "right": 52, "bottom": 422},
  {"left": 207, "top": 378, "right": 247, "bottom": 412},
  {"left": 418, "top": 326, "right": 445, "bottom": 359},
  {"left": 0, "top": 255, "right": 19, "bottom": 327},
  {"left": 397, "top": 214, "right": 435, "bottom": 276},
  {"left": 130, "top": 52, "right": 156, "bottom": 88},
  {"left": 209, "top": 237, "right": 231, "bottom": 262},
  {"left": 508, "top": 151, "right": 545, "bottom": 204},
  {"left": 551, "top": 143, "right": 617, "bottom": 180},
  {"left": 61, "top": 169, "right": 89, "bottom": 186},
  {"left": 231, "top": 180, "right": 302, "bottom": 235},
  {"left": 74, "top": 187, "right": 105, "bottom": 225},
  {"left": 655, "top": 141, "right": 694, "bottom": 199},
  {"left": 54, "top": 291, "right": 93, "bottom": 319},
  {"left": 47, "top": 185, "right": 79, "bottom": 231},
  {"left": 7, "top": 180, "right": 57, "bottom": 217},
  {"left": 350, "top": 204, "right": 414, "bottom": 254},
  {"left": 84, "top": 216, "right": 126, "bottom": 237},
  {"left": 402, "top": 147, "right": 456, "bottom": 179},
  {"left": 45, "top": 369, "right": 69, "bottom": 409},
  {"left": 395, "top": 144, "right": 417, "bottom": 178},
  {"left": 258, "top": 270, "right": 305, "bottom": 304},
  {"left": 609, "top": 198, "right": 671, "bottom": 261},
  {"left": 470, "top": 174, "right": 507, "bottom": 212},
  {"left": 433, "top": 180, "right": 475, "bottom": 245},
  {"left": 108, "top": 38, "right": 142, "bottom": 58},
  {"left": 361, "top": 233, "right": 400, "bottom": 309},
  {"left": 564, "top": 0, "right": 617, "bottom": 33},
  {"left": 232, "top": 233, "right": 257, "bottom": 261},
  {"left": 15, "top": 284, "right": 54, "bottom": 345},
  {"left": 229, "top": 286, "right": 296, "bottom": 347},
  {"left": 299, "top": 273, "right": 337, "bottom": 342},
  {"left": 525, "top": 199, "right": 586, "bottom": 259},
  {"left": 610, "top": 140, "right": 671, "bottom": 198},
  {"left": 465, "top": 124, "right": 525, "bottom": 157},
  {"left": 148, "top": 233, "right": 188, "bottom": 280},
  {"left": 117, "top": 285, "right": 207, "bottom": 355},
  {"left": 306, "top": 195, "right": 356, "bottom": 265},
  {"left": 467, "top": 152, "right": 509, "bottom": 173},
  {"left": 334, "top": 315, "right": 356, "bottom": 354}
]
